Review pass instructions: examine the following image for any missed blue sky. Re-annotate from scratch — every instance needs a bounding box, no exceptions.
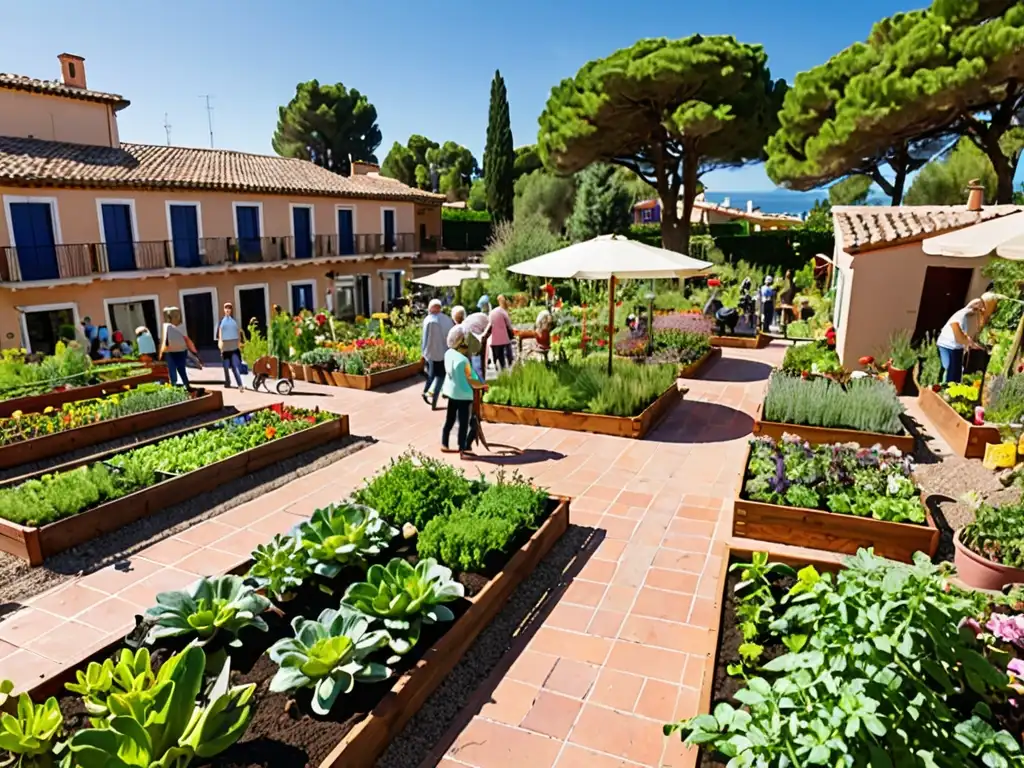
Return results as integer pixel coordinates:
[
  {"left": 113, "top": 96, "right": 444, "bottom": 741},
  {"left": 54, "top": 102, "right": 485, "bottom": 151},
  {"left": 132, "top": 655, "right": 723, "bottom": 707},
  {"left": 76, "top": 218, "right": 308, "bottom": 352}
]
[{"left": 5, "top": 0, "right": 924, "bottom": 192}]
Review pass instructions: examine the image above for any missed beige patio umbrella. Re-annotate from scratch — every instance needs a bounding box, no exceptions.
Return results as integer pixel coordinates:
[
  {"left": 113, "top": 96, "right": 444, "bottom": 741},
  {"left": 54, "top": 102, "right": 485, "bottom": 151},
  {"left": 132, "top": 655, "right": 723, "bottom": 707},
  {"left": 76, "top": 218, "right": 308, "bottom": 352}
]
[
  {"left": 508, "top": 234, "right": 713, "bottom": 374},
  {"left": 410, "top": 266, "right": 489, "bottom": 288}
]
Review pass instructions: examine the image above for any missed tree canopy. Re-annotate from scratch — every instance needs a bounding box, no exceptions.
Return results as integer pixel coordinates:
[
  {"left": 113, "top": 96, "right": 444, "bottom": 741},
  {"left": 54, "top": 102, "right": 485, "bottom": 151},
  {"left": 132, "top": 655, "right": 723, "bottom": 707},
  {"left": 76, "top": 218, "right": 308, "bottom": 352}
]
[
  {"left": 514, "top": 170, "right": 576, "bottom": 233},
  {"left": 566, "top": 164, "right": 632, "bottom": 242},
  {"left": 484, "top": 70, "right": 516, "bottom": 223},
  {"left": 905, "top": 138, "right": 999, "bottom": 205},
  {"left": 828, "top": 175, "right": 874, "bottom": 206},
  {"left": 272, "top": 80, "right": 381, "bottom": 176},
  {"left": 766, "top": 2, "right": 1024, "bottom": 203},
  {"left": 538, "top": 35, "right": 785, "bottom": 253},
  {"left": 380, "top": 136, "right": 477, "bottom": 200},
  {"left": 514, "top": 145, "right": 543, "bottom": 180}
]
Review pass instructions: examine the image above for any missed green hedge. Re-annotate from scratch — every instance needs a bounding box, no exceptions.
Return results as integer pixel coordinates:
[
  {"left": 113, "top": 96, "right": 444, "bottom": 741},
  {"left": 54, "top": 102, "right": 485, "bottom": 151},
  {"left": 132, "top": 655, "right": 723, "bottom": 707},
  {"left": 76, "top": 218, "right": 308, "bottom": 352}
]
[
  {"left": 442, "top": 219, "right": 492, "bottom": 251},
  {"left": 709, "top": 221, "right": 748, "bottom": 237},
  {"left": 714, "top": 230, "right": 833, "bottom": 273},
  {"left": 441, "top": 208, "right": 490, "bottom": 222}
]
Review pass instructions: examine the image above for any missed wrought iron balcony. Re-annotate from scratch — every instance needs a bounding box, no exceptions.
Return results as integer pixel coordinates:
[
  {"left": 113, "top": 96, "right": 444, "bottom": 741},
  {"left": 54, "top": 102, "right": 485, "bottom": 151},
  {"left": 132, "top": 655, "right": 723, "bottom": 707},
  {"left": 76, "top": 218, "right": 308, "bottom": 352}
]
[{"left": 0, "top": 232, "right": 421, "bottom": 283}]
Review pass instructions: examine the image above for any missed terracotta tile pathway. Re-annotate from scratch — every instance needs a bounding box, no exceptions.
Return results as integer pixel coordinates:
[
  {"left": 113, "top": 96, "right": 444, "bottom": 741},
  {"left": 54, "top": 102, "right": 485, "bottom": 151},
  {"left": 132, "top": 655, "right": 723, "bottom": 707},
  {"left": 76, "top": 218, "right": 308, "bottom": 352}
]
[{"left": 0, "top": 342, "right": 895, "bottom": 767}]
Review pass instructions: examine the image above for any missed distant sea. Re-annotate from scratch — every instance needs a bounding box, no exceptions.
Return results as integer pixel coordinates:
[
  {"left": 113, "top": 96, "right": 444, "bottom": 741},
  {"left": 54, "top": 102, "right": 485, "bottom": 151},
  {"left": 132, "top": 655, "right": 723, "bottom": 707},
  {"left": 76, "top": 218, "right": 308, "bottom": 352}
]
[{"left": 701, "top": 189, "right": 886, "bottom": 217}]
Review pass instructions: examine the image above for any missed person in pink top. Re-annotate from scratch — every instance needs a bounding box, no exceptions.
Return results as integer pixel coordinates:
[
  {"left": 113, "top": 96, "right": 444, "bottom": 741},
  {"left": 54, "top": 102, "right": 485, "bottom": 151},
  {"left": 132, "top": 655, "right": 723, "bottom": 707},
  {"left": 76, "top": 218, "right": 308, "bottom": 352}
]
[{"left": 488, "top": 294, "right": 515, "bottom": 371}]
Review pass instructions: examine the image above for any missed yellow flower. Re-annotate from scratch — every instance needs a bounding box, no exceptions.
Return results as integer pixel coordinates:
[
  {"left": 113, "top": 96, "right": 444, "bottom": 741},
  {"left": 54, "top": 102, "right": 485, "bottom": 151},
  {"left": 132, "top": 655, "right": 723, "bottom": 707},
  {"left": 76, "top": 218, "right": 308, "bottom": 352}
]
[
  {"left": 11, "top": 411, "right": 21, "bottom": 419},
  {"left": 371, "top": 312, "right": 389, "bottom": 320},
  {"left": 43, "top": 407, "right": 53, "bottom": 414}
]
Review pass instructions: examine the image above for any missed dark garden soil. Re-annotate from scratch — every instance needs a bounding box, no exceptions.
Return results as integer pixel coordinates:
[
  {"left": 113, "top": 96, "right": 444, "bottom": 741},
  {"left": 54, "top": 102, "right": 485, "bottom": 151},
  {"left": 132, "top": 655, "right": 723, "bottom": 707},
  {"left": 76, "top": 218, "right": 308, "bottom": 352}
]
[
  {"left": 699, "top": 563, "right": 1024, "bottom": 768},
  {"left": 54, "top": 501, "right": 556, "bottom": 768}
]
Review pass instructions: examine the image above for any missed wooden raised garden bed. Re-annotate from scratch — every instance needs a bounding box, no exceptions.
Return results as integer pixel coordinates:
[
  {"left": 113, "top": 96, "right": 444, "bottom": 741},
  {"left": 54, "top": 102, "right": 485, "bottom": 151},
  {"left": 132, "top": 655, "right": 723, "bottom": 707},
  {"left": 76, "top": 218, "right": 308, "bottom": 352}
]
[
  {"left": 28, "top": 496, "right": 571, "bottom": 768},
  {"left": 709, "top": 332, "right": 769, "bottom": 349},
  {"left": 731, "top": 443, "right": 938, "bottom": 563},
  {"left": 917, "top": 383, "right": 1001, "bottom": 459},
  {"left": 0, "top": 388, "right": 225, "bottom": 470},
  {"left": 679, "top": 346, "right": 721, "bottom": 379},
  {"left": 265, "top": 357, "right": 422, "bottom": 391},
  {"left": 0, "top": 369, "right": 169, "bottom": 419},
  {"left": 0, "top": 407, "right": 350, "bottom": 566},
  {"left": 480, "top": 383, "right": 685, "bottom": 439},
  {"left": 751, "top": 400, "right": 914, "bottom": 452}
]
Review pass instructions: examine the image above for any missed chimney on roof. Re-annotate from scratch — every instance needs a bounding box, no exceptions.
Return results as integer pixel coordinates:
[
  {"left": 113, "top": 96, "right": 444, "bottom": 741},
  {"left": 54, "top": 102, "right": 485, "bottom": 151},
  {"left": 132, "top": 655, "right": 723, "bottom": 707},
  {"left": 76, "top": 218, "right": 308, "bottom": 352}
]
[
  {"left": 58, "top": 53, "right": 86, "bottom": 89},
  {"left": 723, "top": 196, "right": 730, "bottom": 208},
  {"left": 747, "top": 200, "right": 753, "bottom": 214},
  {"left": 966, "top": 179, "right": 985, "bottom": 212},
  {"left": 351, "top": 160, "right": 380, "bottom": 176}
]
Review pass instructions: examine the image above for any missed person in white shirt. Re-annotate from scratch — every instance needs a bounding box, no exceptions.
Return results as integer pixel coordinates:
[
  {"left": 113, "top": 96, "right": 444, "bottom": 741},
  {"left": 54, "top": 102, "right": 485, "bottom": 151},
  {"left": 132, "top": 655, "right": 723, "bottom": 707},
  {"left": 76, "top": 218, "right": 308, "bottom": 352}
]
[{"left": 936, "top": 292, "right": 1000, "bottom": 383}]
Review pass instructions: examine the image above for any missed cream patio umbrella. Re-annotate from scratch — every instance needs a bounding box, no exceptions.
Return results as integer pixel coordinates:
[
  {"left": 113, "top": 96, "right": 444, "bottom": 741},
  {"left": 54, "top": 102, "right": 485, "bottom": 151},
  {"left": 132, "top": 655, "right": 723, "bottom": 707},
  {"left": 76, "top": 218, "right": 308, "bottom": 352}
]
[
  {"left": 410, "top": 266, "right": 490, "bottom": 288},
  {"left": 508, "top": 234, "right": 713, "bottom": 373},
  {"left": 922, "top": 211, "right": 1024, "bottom": 259}
]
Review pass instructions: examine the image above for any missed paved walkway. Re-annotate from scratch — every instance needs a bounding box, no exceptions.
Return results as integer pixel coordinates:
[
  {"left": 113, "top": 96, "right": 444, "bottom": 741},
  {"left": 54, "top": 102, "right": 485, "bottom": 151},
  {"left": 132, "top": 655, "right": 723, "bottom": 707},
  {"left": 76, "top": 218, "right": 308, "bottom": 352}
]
[{"left": 0, "top": 343, "right": 828, "bottom": 768}]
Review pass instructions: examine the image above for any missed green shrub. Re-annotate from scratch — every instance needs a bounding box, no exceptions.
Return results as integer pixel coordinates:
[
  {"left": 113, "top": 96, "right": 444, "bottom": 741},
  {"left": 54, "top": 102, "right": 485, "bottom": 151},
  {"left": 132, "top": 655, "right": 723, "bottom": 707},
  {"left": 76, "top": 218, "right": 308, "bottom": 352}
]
[
  {"left": 354, "top": 452, "right": 474, "bottom": 531},
  {"left": 917, "top": 335, "right": 943, "bottom": 387},
  {"left": 242, "top": 321, "right": 268, "bottom": 366},
  {"left": 485, "top": 359, "right": 677, "bottom": 417},
  {"left": 763, "top": 373, "right": 905, "bottom": 435},
  {"left": 960, "top": 501, "right": 1024, "bottom": 569},
  {"left": 418, "top": 510, "right": 519, "bottom": 573},
  {"left": 781, "top": 341, "right": 842, "bottom": 375},
  {"left": 986, "top": 373, "right": 1024, "bottom": 423}
]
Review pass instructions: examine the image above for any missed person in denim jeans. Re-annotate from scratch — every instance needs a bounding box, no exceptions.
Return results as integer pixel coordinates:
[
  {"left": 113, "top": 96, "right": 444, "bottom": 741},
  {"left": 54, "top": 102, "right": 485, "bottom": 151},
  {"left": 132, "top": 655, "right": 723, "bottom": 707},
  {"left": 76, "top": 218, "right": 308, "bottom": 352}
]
[
  {"left": 159, "top": 306, "right": 199, "bottom": 389},
  {"left": 216, "top": 302, "right": 245, "bottom": 389},
  {"left": 421, "top": 299, "right": 454, "bottom": 409}
]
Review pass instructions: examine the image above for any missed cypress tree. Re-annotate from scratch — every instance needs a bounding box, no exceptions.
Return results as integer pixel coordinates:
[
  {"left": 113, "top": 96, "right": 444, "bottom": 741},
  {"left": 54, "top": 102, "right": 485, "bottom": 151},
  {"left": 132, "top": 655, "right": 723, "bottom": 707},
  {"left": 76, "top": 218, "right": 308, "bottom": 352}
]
[{"left": 484, "top": 71, "right": 515, "bottom": 223}]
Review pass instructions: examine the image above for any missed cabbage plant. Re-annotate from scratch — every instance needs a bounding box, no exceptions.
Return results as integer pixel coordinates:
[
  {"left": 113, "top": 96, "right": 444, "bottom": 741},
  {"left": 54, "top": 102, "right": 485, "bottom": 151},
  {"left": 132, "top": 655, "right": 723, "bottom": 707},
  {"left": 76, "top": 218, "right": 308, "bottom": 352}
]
[
  {"left": 296, "top": 503, "right": 398, "bottom": 579},
  {"left": 342, "top": 557, "right": 464, "bottom": 655},
  {"left": 247, "top": 533, "right": 311, "bottom": 602},
  {"left": 144, "top": 575, "right": 271, "bottom": 647},
  {"left": 268, "top": 606, "right": 391, "bottom": 715},
  {"left": 65, "top": 648, "right": 155, "bottom": 726},
  {"left": 0, "top": 689, "right": 62, "bottom": 765}
]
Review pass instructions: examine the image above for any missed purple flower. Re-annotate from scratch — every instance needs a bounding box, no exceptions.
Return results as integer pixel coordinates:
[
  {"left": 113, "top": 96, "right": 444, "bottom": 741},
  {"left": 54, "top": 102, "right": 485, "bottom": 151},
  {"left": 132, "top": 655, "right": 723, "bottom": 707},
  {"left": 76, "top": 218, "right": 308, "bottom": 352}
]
[
  {"left": 987, "top": 613, "right": 1024, "bottom": 648},
  {"left": 961, "top": 617, "right": 983, "bottom": 636},
  {"left": 1009, "top": 658, "right": 1024, "bottom": 677},
  {"left": 770, "top": 453, "right": 789, "bottom": 494}
]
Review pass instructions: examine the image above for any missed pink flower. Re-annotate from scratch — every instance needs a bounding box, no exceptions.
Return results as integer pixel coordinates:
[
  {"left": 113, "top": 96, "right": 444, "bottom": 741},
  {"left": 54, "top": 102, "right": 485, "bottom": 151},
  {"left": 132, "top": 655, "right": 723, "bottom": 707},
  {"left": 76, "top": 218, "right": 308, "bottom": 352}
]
[
  {"left": 961, "top": 617, "right": 983, "bottom": 636},
  {"left": 1008, "top": 658, "right": 1024, "bottom": 678},
  {"left": 987, "top": 613, "right": 1024, "bottom": 648}
]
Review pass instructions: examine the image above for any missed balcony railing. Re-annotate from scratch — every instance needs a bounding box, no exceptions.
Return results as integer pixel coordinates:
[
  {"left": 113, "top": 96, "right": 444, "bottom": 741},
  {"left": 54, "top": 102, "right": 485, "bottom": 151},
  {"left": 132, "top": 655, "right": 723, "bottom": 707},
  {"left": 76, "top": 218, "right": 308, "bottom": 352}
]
[{"left": 0, "top": 232, "right": 418, "bottom": 283}]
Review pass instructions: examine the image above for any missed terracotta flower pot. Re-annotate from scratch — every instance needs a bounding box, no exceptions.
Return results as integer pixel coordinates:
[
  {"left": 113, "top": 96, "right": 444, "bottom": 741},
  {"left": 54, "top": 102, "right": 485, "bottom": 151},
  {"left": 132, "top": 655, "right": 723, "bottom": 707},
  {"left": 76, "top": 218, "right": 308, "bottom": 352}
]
[
  {"left": 887, "top": 364, "right": 909, "bottom": 395},
  {"left": 953, "top": 529, "right": 1024, "bottom": 590},
  {"left": 304, "top": 365, "right": 325, "bottom": 385}
]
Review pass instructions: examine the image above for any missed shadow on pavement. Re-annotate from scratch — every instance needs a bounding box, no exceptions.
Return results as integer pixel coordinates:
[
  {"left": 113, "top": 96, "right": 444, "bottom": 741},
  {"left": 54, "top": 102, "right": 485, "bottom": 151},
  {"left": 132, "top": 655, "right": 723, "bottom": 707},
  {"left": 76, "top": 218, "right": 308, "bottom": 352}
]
[
  {"left": 652, "top": 400, "right": 755, "bottom": 444},
  {"left": 696, "top": 357, "right": 773, "bottom": 384}
]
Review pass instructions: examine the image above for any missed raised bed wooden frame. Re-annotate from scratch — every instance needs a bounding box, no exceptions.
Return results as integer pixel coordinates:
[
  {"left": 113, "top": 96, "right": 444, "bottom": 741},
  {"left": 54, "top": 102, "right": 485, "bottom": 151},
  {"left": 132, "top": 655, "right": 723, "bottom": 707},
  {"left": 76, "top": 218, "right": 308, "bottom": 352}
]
[
  {"left": 709, "top": 332, "right": 769, "bottom": 349},
  {"left": 274, "top": 358, "right": 422, "bottom": 391},
  {"left": 751, "top": 401, "right": 914, "bottom": 452},
  {"left": 27, "top": 497, "right": 571, "bottom": 768},
  {"left": 731, "top": 443, "right": 939, "bottom": 563},
  {"left": 0, "top": 369, "right": 169, "bottom": 419},
  {"left": 0, "top": 388, "right": 224, "bottom": 470},
  {"left": 480, "top": 383, "right": 685, "bottom": 439},
  {"left": 678, "top": 346, "right": 721, "bottom": 379},
  {"left": 917, "top": 384, "right": 1001, "bottom": 459},
  {"left": 0, "top": 407, "right": 350, "bottom": 566}
]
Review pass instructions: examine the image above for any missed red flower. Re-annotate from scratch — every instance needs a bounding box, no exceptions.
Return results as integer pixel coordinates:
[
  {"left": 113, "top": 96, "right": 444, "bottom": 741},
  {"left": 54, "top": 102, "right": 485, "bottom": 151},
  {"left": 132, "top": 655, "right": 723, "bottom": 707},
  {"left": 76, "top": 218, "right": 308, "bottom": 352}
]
[
  {"left": 859, "top": 356, "right": 874, "bottom": 366},
  {"left": 596, "top": 339, "right": 607, "bottom": 347},
  {"left": 801, "top": 370, "right": 810, "bottom": 379},
  {"left": 315, "top": 313, "right": 328, "bottom": 326},
  {"left": 543, "top": 283, "right": 555, "bottom": 297},
  {"left": 551, "top": 335, "right": 560, "bottom": 343},
  {"left": 708, "top": 278, "right": 721, "bottom": 287},
  {"left": 270, "top": 403, "right": 283, "bottom": 415},
  {"left": 581, "top": 303, "right": 588, "bottom": 309},
  {"left": 555, "top": 299, "right": 563, "bottom": 309}
]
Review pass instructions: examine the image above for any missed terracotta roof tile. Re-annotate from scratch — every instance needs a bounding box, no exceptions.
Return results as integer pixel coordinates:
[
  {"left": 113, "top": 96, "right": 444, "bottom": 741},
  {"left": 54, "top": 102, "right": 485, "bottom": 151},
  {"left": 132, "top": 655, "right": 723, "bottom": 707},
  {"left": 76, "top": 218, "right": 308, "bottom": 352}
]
[
  {"left": 0, "top": 73, "right": 128, "bottom": 108},
  {"left": 0, "top": 136, "right": 445, "bottom": 203},
  {"left": 833, "top": 205, "right": 1024, "bottom": 253}
]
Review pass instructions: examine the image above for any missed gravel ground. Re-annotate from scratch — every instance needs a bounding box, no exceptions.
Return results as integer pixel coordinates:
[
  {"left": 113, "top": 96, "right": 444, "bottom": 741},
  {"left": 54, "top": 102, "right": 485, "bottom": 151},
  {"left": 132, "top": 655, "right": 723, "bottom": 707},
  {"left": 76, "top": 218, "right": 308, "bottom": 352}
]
[
  {"left": 0, "top": 435, "right": 373, "bottom": 606},
  {"left": 377, "top": 523, "right": 598, "bottom": 768},
  {"left": 0, "top": 404, "right": 242, "bottom": 483}
]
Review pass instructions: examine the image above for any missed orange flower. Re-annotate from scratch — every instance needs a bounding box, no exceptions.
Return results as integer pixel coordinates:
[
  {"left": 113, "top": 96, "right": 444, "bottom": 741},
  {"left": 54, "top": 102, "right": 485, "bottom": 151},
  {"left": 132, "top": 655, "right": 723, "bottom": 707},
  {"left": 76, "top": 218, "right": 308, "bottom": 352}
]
[{"left": 264, "top": 426, "right": 277, "bottom": 439}]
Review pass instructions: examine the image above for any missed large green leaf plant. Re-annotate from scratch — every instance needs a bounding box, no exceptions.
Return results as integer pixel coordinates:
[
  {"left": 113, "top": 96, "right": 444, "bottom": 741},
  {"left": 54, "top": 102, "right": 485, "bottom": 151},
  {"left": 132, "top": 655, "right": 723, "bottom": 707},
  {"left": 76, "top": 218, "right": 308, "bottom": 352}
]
[{"left": 144, "top": 576, "right": 271, "bottom": 648}]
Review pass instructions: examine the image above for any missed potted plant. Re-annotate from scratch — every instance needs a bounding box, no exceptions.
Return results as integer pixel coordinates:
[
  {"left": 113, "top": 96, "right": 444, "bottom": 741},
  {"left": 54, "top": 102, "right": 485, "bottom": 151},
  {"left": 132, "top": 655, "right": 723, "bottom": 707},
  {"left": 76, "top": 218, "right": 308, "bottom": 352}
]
[
  {"left": 955, "top": 500, "right": 1024, "bottom": 589},
  {"left": 884, "top": 330, "right": 916, "bottom": 395}
]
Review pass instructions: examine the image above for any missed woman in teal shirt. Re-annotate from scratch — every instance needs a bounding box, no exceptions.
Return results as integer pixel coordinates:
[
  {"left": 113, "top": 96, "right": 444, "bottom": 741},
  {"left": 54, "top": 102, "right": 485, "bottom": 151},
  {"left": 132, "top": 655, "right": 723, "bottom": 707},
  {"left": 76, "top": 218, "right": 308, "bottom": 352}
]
[{"left": 441, "top": 326, "right": 483, "bottom": 455}]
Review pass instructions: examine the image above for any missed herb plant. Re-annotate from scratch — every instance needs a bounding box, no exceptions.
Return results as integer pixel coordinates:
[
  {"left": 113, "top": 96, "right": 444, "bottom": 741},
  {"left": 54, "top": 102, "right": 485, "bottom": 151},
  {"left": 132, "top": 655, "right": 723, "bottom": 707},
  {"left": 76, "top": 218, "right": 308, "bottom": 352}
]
[
  {"left": 744, "top": 435, "right": 924, "bottom": 524},
  {"left": 781, "top": 341, "right": 842, "bottom": 376},
  {"left": 485, "top": 359, "right": 678, "bottom": 417},
  {"left": 763, "top": 373, "right": 905, "bottom": 435},
  {"left": 267, "top": 606, "right": 392, "bottom": 715},
  {"left": 0, "top": 689, "right": 62, "bottom": 766},
  {"left": 354, "top": 452, "right": 474, "bottom": 531},
  {"left": 665, "top": 550, "right": 1020, "bottom": 768},
  {"left": 884, "top": 328, "right": 917, "bottom": 370},
  {"left": 960, "top": 501, "right": 1024, "bottom": 569},
  {"left": 296, "top": 503, "right": 398, "bottom": 578},
  {"left": 917, "top": 334, "right": 942, "bottom": 388},
  {"left": 144, "top": 575, "right": 271, "bottom": 647},
  {"left": 247, "top": 534, "right": 312, "bottom": 601},
  {"left": 342, "top": 558, "right": 464, "bottom": 655},
  {"left": 62, "top": 645, "right": 255, "bottom": 768},
  {"left": 986, "top": 373, "right": 1024, "bottom": 424}
]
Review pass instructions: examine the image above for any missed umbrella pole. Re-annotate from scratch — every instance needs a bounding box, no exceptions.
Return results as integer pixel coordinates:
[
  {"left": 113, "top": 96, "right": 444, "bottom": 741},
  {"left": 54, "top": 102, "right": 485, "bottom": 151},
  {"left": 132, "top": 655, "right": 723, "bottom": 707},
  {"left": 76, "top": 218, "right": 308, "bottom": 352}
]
[{"left": 608, "top": 276, "right": 616, "bottom": 376}]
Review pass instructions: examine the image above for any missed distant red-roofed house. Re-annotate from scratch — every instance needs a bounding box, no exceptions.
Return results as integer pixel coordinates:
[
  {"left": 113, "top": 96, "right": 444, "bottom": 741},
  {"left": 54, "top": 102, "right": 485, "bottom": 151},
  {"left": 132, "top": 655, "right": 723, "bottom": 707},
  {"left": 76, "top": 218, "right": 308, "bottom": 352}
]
[{"left": 631, "top": 194, "right": 803, "bottom": 230}]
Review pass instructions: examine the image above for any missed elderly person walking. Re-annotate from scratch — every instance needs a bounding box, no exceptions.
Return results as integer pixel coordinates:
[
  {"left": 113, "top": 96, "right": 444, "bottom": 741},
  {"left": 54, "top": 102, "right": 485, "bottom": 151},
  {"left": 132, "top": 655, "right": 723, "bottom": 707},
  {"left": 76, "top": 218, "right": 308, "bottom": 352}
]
[
  {"left": 159, "top": 306, "right": 199, "bottom": 389},
  {"left": 441, "top": 325, "right": 483, "bottom": 457},
  {"left": 489, "top": 294, "right": 515, "bottom": 371},
  {"left": 937, "top": 292, "right": 1001, "bottom": 383},
  {"left": 421, "top": 299, "right": 454, "bottom": 409},
  {"left": 217, "top": 301, "right": 245, "bottom": 389},
  {"left": 462, "top": 307, "right": 491, "bottom": 382}
]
